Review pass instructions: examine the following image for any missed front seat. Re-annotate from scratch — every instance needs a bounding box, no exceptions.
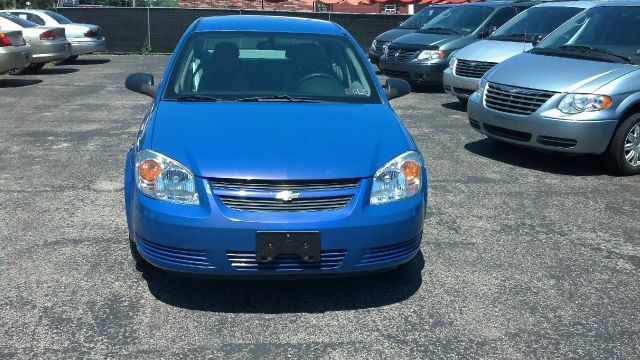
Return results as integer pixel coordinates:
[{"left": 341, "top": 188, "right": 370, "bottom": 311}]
[{"left": 199, "top": 42, "right": 248, "bottom": 92}]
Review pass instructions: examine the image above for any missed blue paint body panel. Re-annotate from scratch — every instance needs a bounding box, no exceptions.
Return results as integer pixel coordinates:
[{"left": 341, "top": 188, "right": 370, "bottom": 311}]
[{"left": 124, "top": 16, "right": 428, "bottom": 276}]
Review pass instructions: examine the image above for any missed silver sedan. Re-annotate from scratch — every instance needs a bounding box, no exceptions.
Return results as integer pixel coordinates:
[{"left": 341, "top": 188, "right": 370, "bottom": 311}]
[
  {"left": 0, "top": 29, "right": 32, "bottom": 75},
  {"left": 1, "top": 9, "right": 105, "bottom": 62},
  {"left": 0, "top": 14, "right": 70, "bottom": 72}
]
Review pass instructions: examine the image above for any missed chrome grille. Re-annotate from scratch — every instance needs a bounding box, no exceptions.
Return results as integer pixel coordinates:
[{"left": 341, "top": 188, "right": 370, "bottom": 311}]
[
  {"left": 211, "top": 178, "right": 359, "bottom": 212},
  {"left": 227, "top": 250, "right": 347, "bottom": 271},
  {"left": 385, "top": 47, "right": 419, "bottom": 62},
  {"left": 454, "top": 59, "right": 497, "bottom": 79},
  {"left": 373, "top": 40, "right": 389, "bottom": 54},
  {"left": 484, "top": 82, "right": 555, "bottom": 115},
  {"left": 211, "top": 178, "right": 359, "bottom": 191},
  {"left": 218, "top": 195, "right": 352, "bottom": 212}
]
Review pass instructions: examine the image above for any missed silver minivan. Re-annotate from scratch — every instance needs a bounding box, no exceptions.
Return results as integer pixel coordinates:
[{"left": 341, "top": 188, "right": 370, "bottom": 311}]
[
  {"left": 444, "top": 1, "right": 595, "bottom": 103},
  {"left": 468, "top": 1, "right": 640, "bottom": 175}
]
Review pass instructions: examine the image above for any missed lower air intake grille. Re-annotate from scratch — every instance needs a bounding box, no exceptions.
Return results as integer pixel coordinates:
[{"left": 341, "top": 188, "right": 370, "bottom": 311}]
[
  {"left": 358, "top": 237, "right": 421, "bottom": 266},
  {"left": 137, "top": 239, "right": 214, "bottom": 268},
  {"left": 227, "top": 250, "right": 347, "bottom": 271}
]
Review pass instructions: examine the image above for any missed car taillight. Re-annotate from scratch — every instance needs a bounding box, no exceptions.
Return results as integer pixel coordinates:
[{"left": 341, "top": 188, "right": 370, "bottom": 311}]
[
  {"left": 0, "top": 33, "right": 12, "bottom": 47},
  {"left": 39, "top": 30, "right": 57, "bottom": 40},
  {"left": 84, "top": 29, "right": 98, "bottom": 37}
]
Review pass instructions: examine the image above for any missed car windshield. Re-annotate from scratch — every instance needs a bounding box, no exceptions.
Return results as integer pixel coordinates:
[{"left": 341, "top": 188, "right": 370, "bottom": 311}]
[
  {"left": 0, "top": 14, "right": 37, "bottom": 28},
  {"left": 490, "top": 6, "right": 584, "bottom": 42},
  {"left": 533, "top": 6, "right": 640, "bottom": 65},
  {"left": 399, "top": 6, "right": 450, "bottom": 29},
  {"left": 419, "top": 5, "right": 494, "bottom": 36},
  {"left": 45, "top": 11, "right": 73, "bottom": 24},
  {"left": 165, "top": 31, "right": 380, "bottom": 104}
]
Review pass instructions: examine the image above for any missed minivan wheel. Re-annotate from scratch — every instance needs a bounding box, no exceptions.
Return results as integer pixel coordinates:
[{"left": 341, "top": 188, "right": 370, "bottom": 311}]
[{"left": 605, "top": 113, "right": 640, "bottom": 175}]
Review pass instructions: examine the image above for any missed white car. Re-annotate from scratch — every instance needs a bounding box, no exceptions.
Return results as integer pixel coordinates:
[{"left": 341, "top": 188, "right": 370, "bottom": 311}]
[{"left": 0, "top": 9, "right": 105, "bottom": 61}]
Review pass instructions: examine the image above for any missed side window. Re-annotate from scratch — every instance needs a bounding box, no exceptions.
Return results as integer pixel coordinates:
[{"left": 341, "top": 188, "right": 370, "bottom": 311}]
[
  {"left": 29, "top": 14, "right": 46, "bottom": 26},
  {"left": 485, "top": 8, "right": 518, "bottom": 31}
]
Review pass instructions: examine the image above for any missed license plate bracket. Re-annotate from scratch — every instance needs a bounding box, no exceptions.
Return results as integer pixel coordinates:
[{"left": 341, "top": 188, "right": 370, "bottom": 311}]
[{"left": 256, "top": 231, "right": 321, "bottom": 263}]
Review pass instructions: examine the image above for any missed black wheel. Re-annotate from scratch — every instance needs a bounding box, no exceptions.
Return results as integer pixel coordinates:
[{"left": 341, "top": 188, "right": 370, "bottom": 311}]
[
  {"left": 10, "top": 62, "right": 44, "bottom": 75},
  {"left": 604, "top": 113, "right": 640, "bottom": 175},
  {"left": 129, "top": 238, "right": 152, "bottom": 271},
  {"left": 60, "top": 55, "right": 79, "bottom": 64}
]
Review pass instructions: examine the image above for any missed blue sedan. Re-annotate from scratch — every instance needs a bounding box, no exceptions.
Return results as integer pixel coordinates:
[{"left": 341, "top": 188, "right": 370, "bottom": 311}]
[{"left": 124, "top": 15, "right": 426, "bottom": 277}]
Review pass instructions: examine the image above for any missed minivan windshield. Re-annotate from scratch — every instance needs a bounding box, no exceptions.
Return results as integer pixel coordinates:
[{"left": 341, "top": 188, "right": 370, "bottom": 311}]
[
  {"left": 490, "top": 6, "right": 584, "bottom": 43},
  {"left": 419, "top": 5, "right": 494, "bottom": 36},
  {"left": 45, "top": 11, "right": 73, "bottom": 24},
  {"left": 399, "top": 6, "right": 450, "bottom": 29},
  {"left": 533, "top": 6, "right": 640, "bottom": 65},
  {"left": 165, "top": 31, "right": 380, "bottom": 104}
]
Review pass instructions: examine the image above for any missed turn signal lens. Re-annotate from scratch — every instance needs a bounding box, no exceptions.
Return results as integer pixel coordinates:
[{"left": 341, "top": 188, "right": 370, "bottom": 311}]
[
  {"left": 401, "top": 160, "right": 420, "bottom": 182},
  {"left": 138, "top": 159, "right": 161, "bottom": 182}
]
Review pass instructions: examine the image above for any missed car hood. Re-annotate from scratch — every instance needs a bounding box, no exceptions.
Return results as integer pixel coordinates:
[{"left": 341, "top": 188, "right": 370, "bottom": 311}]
[
  {"left": 486, "top": 53, "right": 639, "bottom": 93},
  {"left": 455, "top": 40, "right": 531, "bottom": 63},
  {"left": 375, "top": 28, "right": 416, "bottom": 43},
  {"left": 390, "top": 31, "right": 462, "bottom": 48},
  {"left": 150, "top": 102, "right": 413, "bottom": 180}
]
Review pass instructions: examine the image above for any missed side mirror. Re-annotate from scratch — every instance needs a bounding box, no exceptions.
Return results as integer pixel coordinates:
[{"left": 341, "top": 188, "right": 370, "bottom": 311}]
[
  {"left": 125, "top": 73, "right": 157, "bottom": 98},
  {"left": 383, "top": 78, "right": 411, "bottom": 101},
  {"left": 531, "top": 35, "right": 544, "bottom": 47}
]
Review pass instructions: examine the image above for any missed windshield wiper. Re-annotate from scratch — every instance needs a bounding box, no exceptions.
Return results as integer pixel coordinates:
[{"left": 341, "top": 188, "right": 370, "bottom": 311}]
[
  {"left": 420, "top": 27, "right": 460, "bottom": 35},
  {"left": 558, "top": 45, "right": 633, "bottom": 64},
  {"left": 236, "top": 95, "right": 325, "bottom": 102},
  {"left": 169, "top": 95, "right": 225, "bottom": 102}
]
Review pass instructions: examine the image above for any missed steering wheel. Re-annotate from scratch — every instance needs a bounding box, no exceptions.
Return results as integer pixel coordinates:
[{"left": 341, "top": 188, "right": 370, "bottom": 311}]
[{"left": 294, "top": 73, "right": 339, "bottom": 90}]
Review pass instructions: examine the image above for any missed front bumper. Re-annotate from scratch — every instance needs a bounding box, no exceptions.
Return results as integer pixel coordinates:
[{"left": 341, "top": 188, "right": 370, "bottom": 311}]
[
  {"left": 378, "top": 59, "right": 447, "bottom": 85},
  {"left": 31, "top": 40, "right": 72, "bottom": 63},
  {"left": 467, "top": 91, "right": 618, "bottom": 154},
  {"left": 443, "top": 68, "right": 480, "bottom": 100},
  {"left": 69, "top": 37, "right": 106, "bottom": 56},
  {"left": 125, "top": 153, "right": 427, "bottom": 277},
  {"left": 0, "top": 46, "right": 32, "bottom": 74}
]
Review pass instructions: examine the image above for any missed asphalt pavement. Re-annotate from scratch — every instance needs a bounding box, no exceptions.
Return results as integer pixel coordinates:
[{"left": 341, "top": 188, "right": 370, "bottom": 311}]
[{"left": 1, "top": 55, "right": 638, "bottom": 358}]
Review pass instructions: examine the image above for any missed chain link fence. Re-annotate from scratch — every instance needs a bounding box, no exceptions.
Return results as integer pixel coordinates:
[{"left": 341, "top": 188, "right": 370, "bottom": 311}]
[{"left": 56, "top": 7, "right": 410, "bottom": 53}]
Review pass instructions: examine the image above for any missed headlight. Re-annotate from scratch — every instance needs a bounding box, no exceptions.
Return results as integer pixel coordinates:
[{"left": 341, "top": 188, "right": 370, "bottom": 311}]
[
  {"left": 448, "top": 56, "right": 457, "bottom": 69},
  {"left": 558, "top": 94, "right": 612, "bottom": 114},
  {"left": 135, "top": 149, "right": 199, "bottom": 205},
  {"left": 370, "top": 151, "right": 423, "bottom": 205},
  {"left": 416, "top": 50, "right": 445, "bottom": 62},
  {"left": 477, "top": 77, "right": 488, "bottom": 97}
]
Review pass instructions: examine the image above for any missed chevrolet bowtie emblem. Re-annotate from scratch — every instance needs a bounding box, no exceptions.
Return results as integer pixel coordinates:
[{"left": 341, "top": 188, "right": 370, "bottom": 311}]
[{"left": 275, "top": 190, "right": 299, "bottom": 202}]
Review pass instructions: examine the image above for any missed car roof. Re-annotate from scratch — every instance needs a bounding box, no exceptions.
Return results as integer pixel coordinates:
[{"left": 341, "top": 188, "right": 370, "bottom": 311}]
[
  {"left": 598, "top": 0, "right": 640, "bottom": 6},
  {"left": 455, "top": 1, "right": 542, "bottom": 8},
  {"left": 194, "top": 15, "right": 344, "bottom": 35},
  {"left": 532, "top": 1, "right": 598, "bottom": 9}
]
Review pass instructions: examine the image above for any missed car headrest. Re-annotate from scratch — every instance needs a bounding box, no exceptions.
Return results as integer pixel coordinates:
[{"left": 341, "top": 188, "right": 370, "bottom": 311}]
[{"left": 285, "top": 43, "right": 323, "bottom": 66}]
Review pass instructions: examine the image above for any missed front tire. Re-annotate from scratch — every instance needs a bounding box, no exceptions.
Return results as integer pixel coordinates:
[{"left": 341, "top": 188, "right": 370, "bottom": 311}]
[{"left": 604, "top": 113, "right": 640, "bottom": 176}]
